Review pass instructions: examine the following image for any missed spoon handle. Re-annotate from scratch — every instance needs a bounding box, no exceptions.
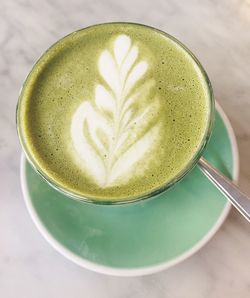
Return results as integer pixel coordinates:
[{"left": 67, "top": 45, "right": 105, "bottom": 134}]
[{"left": 198, "top": 157, "right": 250, "bottom": 222}]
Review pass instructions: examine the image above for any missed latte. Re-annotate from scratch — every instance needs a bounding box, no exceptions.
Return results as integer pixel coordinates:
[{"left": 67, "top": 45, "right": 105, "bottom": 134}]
[{"left": 17, "top": 23, "right": 212, "bottom": 201}]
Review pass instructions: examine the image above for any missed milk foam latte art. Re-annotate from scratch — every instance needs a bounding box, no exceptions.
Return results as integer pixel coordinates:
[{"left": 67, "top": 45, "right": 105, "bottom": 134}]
[
  {"left": 17, "top": 23, "right": 212, "bottom": 202},
  {"left": 71, "top": 35, "right": 161, "bottom": 187}
]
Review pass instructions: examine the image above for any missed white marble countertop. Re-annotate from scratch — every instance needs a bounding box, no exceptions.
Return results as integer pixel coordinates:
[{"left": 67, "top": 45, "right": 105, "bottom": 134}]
[{"left": 1, "top": 0, "right": 250, "bottom": 297}]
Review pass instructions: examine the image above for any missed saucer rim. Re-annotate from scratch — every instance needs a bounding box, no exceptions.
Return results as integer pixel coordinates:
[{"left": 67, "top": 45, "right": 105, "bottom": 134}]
[{"left": 20, "top": 102, "right": 239, "bottom": 277}]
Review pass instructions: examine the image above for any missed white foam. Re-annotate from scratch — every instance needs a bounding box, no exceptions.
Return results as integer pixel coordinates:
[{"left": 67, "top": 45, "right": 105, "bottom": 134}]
[
  {"left": 114, "top": 35, "right": 131, "bottom": 66},
  {"left": 95, "top": 84, "right": 115, "bottom": 112},
  {"left": 70, "top": 35, "right": 160, "bottom": 187}
]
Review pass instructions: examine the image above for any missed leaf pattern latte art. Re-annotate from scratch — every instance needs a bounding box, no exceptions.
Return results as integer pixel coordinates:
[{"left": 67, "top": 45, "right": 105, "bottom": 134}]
[{"left": 71, "top": 35, "right": 160, "bottom": 187}]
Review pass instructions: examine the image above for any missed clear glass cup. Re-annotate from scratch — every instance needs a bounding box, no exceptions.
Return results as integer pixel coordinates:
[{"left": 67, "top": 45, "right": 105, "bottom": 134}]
[{"left": 16, "top": 22, "right": 214, "bottom": 205}]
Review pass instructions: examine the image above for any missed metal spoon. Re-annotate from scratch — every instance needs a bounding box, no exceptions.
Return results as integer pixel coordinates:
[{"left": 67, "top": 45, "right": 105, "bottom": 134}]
[{"left": 198, "top": 157, "right": 250, "bottom": 222}]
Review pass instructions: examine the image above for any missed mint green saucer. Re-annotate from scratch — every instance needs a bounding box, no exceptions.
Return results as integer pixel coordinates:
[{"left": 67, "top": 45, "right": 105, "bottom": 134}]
[{"left": 20, "top": 104, "right": 239, "bottom": 276}]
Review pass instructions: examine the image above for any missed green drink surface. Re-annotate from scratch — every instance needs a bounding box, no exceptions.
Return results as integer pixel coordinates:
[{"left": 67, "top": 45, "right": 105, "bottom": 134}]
[{"left": 18, "top": 23, "right": 212, "bottom": 201}]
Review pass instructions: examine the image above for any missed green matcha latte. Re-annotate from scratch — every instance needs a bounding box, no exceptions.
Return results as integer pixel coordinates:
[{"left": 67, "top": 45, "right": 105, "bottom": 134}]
[{"left": 17, "top": 23, "right": 213, "bottom": 202}]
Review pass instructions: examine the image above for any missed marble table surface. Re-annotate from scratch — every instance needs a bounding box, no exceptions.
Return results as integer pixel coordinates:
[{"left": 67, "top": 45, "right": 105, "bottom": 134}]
[{"left": 1, "top": 0, "right": 250, "bottom": 297}]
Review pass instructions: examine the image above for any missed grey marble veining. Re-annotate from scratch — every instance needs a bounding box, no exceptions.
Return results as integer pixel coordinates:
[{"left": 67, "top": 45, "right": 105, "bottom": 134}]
[{"left": 1, "top": 0, "right": 250, "bottom": 297}]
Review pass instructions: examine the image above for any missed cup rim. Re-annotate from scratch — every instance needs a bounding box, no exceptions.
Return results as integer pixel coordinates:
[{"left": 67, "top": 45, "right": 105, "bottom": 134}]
[{"left": 16, "top": 22, "right": 214, "bottom": 205}]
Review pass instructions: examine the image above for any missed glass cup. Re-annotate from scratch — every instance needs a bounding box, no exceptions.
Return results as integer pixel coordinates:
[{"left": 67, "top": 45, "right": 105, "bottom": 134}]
[{"left": 16, "top": 23, "right": 214, "bottom": 205}]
